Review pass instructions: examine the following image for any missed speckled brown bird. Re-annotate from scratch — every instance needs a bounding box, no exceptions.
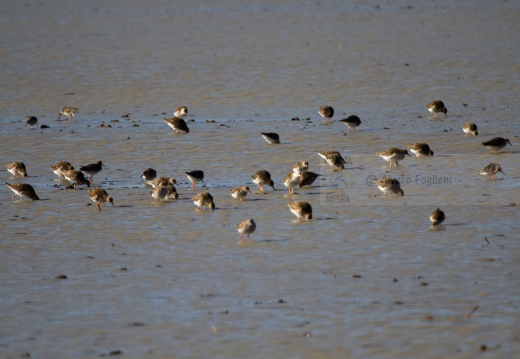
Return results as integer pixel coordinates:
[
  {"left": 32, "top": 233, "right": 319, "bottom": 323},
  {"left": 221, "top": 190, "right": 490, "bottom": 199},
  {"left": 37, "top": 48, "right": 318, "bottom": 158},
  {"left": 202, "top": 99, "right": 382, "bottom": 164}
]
[
  {"left": 62, "top": 170, "right": 90, "bottom": 188},
  {"left": 299, "top": 172, "right": 321, "bottom": 188},
  {"left": 164, "top": 117, "right": 190, "bottom": 133},
  {"left": 237, "top": 219, "right": 256, "bottom": 242},
  {"left": 4, "top": 182, "right": 39, "bottom": 201},
  {"left": 376, "top": 148, "right": 411, "bottom": 167},
  {"left": 462, "top": 123, "right": 478, "bottom": 136},
  {"left": 5, "top": 162, "right": 27, "bottom": 177},
  {"left": 88, "top": 188, "right": 114, "bottom": 211},
  {"left": 319, "top": 105, "right": 334, "bottom": 123},
  {"left": 406, "top": 142, "right": 434, "bottom": 157},
  {"left": 287, "top": 201, "right": 313, "bottom": 220},
  {"left": 192, "top": 192, "right": 215, "bottom": 210},
  {"left": 58, "top": 107, "right": 78, "bottom": 120},
  {"left": 51, "top": 161, "right": 74, "bottom": 179},
  {"left": 252, "top": 170, "right": 275, "bottom": 191},
  {"left": 427, "top": 100, "right": 447, "bottom": 118}
]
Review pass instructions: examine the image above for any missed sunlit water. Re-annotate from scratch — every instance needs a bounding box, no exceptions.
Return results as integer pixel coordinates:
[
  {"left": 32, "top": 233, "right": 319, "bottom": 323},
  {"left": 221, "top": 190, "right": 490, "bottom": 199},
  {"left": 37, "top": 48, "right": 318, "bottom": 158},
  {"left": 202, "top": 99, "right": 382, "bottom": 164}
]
[{"left": 1, "top": 1, "right": 519, "bottom": 358}]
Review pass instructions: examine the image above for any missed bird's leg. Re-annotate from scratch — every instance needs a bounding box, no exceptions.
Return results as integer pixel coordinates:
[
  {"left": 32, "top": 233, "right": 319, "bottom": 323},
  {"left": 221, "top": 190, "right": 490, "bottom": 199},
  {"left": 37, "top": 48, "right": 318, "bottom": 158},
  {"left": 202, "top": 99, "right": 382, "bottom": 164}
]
[
  {"left": 192, "top": 182, "right": 196, "bottom": 188},
  {"left": 239, "top": 234, "right": 244, "bottom": 242},
  {"left": 97, "top": 203, "right": 101, "bottom": 211},
  {"left": 329, "top": 118, "right": 332, "bottom": 123},
  {"left": 247, "top": 234, "right": 252, "bottom": 241}
]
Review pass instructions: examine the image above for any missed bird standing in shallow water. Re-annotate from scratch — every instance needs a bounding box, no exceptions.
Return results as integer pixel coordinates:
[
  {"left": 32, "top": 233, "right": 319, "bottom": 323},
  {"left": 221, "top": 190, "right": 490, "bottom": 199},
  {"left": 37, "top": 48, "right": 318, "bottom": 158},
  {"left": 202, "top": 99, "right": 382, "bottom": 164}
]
[
  {"left": 288, "top": 201, "right": 313, "bottom": 220},
  {"left": 62, "top": 170, "right": 90, "bottom": 188},
  {"left": 299, "top": 172, "right": 321, "bottom": 188},
  {"left": 319, "top": 106, "right": 334, "bottom": 123},
  {"left": 147, "top": 176, "right": 177, "bottom": 188},
  {"left": 140, "top": 168, "right": 157, "bottom": 183},
  {"left": 462, "top": 123, "right": 478, "bottom": 136},
  {"left": 192, "top": 192, "right": 215, "bottom": 210},
  {"left": 26, "top": 116, "right": 38, "bottom": 128},
  {"left": 427, "top": 100, "right": 447, "bottom": 119},
  {"left": 4, "top": 182, "right": 39, "bottom": 201},
  {"left": 479, "top": 163, "right": 505, "bottom": 179},
  {"left": 51, "top": 161, "right": 74, "bottom": 180},
  {"left": 164, "top": 117, "right": 190, "bottom": 134},
  {"left": 151, "top": 183, "right": 169, "bottom": 203},
  {"left": 316, "top": 151, "right": 347, "bottom": 170},
  {"left": 406, "top": 142, "right": 434, "bottom": 157},
  {"left": 88, "top": 188, "right": 114, "bottom": 211},
  {"left": 482, "top": 137, "right": 512, "bottom": 153},
  {"left": 252, "top": 170, "right": 275, "bottom": 192},
  {"left": 80, "top": 161, "right": 104, "bottom": 184},
  {"left": 58, "top": 107, "right": 78, "bottom": 120},
  {"left": 339, "top": 115, "right": 361, "bottom": 131},
  {"left": 237, "top": 219, "right": 256, "bottom": 242},
  {"left": 230, "top": 186, "right": 252, "bottom": 200},
  {"left": 430, "top": 208, "right": 445, "bottom": 226},
  {"left": 185, "top": 170, "right": 205, "bottom": 188},
  {"left": 372, "top": 177, "right": 404, "bottom": 196},
  {"left": 282, "top": 172, "right": 300, "bottom": 194},
  {"left": 5, "top": 162, "right": 27, "bottom": 177},
  {"left": 376, "top": 148, "right": 411, "bottom": 167}
]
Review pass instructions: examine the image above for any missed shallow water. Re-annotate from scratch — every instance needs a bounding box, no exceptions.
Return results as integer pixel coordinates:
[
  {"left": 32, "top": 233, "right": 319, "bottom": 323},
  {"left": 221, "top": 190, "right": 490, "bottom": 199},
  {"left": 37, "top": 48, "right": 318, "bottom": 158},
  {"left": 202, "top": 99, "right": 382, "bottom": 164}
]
[{"left": 1, "top": 1, "right": 520, "bottom": 358}]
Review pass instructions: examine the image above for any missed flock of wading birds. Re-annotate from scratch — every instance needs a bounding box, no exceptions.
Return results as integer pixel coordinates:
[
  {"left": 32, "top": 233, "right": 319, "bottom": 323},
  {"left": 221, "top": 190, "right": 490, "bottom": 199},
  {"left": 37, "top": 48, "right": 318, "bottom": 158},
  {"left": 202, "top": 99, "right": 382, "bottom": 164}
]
[{"left": 4, "top": 100, "right": 514, "bottom": 241}]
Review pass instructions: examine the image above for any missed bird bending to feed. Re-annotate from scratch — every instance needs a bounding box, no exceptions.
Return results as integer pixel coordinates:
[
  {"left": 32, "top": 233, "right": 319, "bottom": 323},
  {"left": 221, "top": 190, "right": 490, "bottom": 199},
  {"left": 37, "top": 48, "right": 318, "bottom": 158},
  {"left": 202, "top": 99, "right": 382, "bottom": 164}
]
[
  {"left": 288, "top": 201, "right": 313, "bottom": 220},
  {"left": 173, "top": 106, "right": 188, "bottom": 118},
  {"left": 237, "top": 219, "right": 256, "bottom": 242},
  {"left": 430, "top": 208, "right": 445, "bottom": 226},
  {"left": 282, "top": 172, "right": 300, "bottom": 194},
  {"left": 427, "top": 100, "right": 447, "bottom": 118},
  {"left": 147, "top": 176, "right": 177, "bottom": 188},
  {"left": 4, "top": 182, "right": 39, "bottom": 201},
  {"left": 51, "top": 161, "right": 74, "bottom": 179},
  {"left": 230, "top": 186, "right": 252, "bottom": 200},
  {"left": 62, "top": 170, "right": 90, "bottom": 188},
  {"left": 185, "top": 170, "right": 205, "bottom": 188},
  {"left": 261, "top": 132, "right": 280, "bottom": 144},
  {"left": 406, "top": 142, "right": 434, "bottom": 157},
  {"left": 299, "top": 172, "right": 321, "bottom": 188},
  {"left": 479, "top": 163, "right": 505, "bottom": 179},
  {"left": 376, "top": 148, "right": 411, "bottom": 167},
  {"left": 26, "top": 116, "right": 38, "bottom": 128},
  {"left": 79, "top": 161, "right": 104, "bottom": 184},
  {"left": 151, "top": 183, "right": 169, "bottom": 203},
  {"left": 339, "top": 115, "right": 361, "bottom": 131},
  {"left": 252, "top": 170, "right": 275, "bottom": 191},
  {"left": 88, "top": 188, "right": 114, "bottom": 211},
  {"left": 372, "top": 177, "right": 404, "bottom": 196},
  {"left": 164, "top": 117, "right": 189, "bottom": 133},
  {"left": 292, "top": 161, "right": 309, "bottom": 174},
  {"left": 192, "top": 192, "right": 215, "bottom": 210},
  {"left": 462, "top": 123, "right": 478, "bottom": 136},
  {"left": 5, "top": 162, "right": 27, "bottom": 177},
  {"left": 319, "top": 106, "right": 334, "bottom": 123},
  {"left": 316, "top": 151, "right": 347, "bottom": 170},
  {"left": 140, "top": 168, "right": 157, "bottom": 182},
  {"left": 481, "top": 137, "right": 512, "bottom": 153},
  {"left": 58, "top": 107, "right": 78, "bottom": 120}
]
